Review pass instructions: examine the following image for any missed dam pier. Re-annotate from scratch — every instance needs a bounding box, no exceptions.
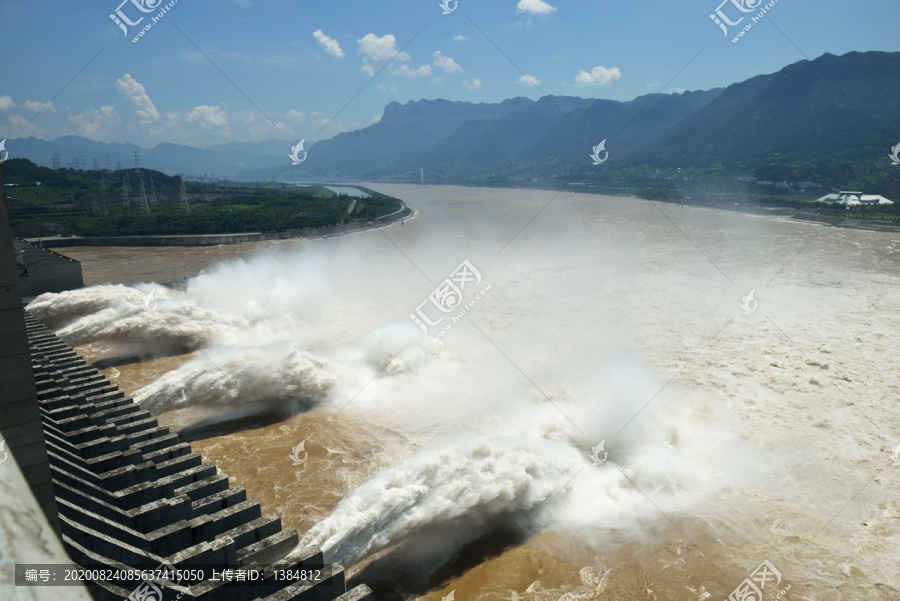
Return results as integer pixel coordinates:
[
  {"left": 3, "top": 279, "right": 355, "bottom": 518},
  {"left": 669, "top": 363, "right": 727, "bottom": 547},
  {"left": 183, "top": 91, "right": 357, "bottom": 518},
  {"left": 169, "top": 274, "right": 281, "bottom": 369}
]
[{"left": 0, "top": 162, "right": 374, "bottom": 600}]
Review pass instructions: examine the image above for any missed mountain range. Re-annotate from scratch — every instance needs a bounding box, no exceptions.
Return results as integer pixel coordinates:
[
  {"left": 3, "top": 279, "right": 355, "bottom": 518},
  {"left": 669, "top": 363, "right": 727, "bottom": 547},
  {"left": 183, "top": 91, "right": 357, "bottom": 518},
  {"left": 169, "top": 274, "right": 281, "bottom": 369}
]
[{"left": 6, "top": 51, "right": 900, "bottom": 191}]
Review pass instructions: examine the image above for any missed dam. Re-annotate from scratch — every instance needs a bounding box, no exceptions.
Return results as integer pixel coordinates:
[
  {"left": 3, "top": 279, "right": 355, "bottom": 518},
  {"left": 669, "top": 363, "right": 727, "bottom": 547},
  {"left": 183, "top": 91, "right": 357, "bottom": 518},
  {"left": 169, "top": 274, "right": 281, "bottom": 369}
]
[{"left": 0, "top": 166, "right": 373, "bottom": 600}]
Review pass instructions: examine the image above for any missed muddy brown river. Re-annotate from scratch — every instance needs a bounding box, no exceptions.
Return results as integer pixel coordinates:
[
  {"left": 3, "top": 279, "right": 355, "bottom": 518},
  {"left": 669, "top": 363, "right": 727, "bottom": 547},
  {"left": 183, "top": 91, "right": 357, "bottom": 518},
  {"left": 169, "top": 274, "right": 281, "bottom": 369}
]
[{"left": 37, "top": 184, "right": 900, "bottom": 601}]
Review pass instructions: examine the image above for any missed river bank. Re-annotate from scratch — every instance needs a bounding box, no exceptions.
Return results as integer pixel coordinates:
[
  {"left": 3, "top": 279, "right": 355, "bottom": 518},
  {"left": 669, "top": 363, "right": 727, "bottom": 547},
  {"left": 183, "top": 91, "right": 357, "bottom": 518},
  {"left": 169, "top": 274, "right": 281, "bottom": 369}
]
[{"left": 28, "top": 201, "right": 413, "bottom": 249}]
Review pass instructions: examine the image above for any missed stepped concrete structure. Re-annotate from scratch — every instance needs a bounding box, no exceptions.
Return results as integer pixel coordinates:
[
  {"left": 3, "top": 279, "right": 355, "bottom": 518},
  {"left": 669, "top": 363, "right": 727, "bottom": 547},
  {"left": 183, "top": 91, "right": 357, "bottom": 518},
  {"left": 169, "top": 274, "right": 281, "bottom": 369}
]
[
  {"left": 22, "top": 316, "right": 373, "bottom": 600},
  {"left": 1, "top": 163, "right": 375, "bottom": 600}
]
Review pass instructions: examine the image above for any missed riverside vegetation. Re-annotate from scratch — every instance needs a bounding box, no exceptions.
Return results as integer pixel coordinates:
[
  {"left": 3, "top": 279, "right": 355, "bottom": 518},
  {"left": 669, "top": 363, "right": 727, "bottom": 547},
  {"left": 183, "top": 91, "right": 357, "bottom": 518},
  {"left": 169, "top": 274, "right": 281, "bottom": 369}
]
[{"left": 3, "top": 159, "right": 402, "bottom": 238}]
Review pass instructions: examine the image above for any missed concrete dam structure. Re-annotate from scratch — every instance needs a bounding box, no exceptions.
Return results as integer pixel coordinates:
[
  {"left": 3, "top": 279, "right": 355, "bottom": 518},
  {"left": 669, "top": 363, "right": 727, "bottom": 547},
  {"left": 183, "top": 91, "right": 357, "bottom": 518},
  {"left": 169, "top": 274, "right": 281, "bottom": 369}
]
[
  {"left": 14, "top": 238, "right": 84, "bottom": 297},
  {"left": 0, "top": 165, "right": 374, "bottom": 600},
  {"left": 20, "top": 315, "right": 374, "bottom": 600}
]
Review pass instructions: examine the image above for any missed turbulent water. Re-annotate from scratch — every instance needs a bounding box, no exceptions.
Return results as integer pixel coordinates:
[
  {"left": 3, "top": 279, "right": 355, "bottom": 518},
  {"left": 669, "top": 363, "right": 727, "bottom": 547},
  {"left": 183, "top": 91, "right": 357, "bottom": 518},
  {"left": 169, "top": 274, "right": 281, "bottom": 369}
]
[
  {"left": 133, "top": 343, "right": 337, "bottom": 415},
  {"left": 27, "top": 284, "right": 246, "bottom": 351},
  {"left": 31, "top": 185, "right": 900, "bottom": 600}
]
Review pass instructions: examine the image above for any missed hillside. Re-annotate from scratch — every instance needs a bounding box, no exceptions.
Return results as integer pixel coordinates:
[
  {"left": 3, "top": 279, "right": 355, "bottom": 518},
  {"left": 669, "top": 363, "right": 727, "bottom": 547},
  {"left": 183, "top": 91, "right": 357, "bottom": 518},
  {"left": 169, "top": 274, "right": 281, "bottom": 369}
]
[
  {"left": 1, "top": 159, "right": 400, "bottom": 238},
  {"left": 6, "top": 51, "right": 900, "bottom": 207}
]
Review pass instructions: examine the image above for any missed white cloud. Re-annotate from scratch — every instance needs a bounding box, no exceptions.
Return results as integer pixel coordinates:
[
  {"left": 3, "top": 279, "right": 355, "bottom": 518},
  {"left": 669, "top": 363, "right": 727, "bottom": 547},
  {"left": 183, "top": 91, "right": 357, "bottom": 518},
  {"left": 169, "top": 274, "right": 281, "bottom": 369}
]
[
  {"left": 68, "top": 106, "right": 119, "bottom": 141},
  {"left": 23, "top": 100, "right": 55, "bottom": 113},
  {"left": 433, "top": 51, "right": 464, "bottom": 74},
  {"left": 393, "top": 64, "right": 432, "bottom": 78},
  {"left": 674, "top": 88, "right": 686, "bottom": 94},
  {"left": 180, "top": 50, "right": 207, "bottom": 64},
  {"left": 372, "top": 113, "right": 382, "bottom": 123},
  {"left": 358, "top": 33, "right": 410, "bottom": 63},
  {"left": 0, "top": 96, "right": 15, "bottom": 111},
  {"left": 516, "top": 0, "right": 557, "bottom": 14},
  {"left": 646, "top": 80, "right": 659, "bottom": 90},
  {"left": 377, "top": 82, "right": 399, "bottom": 94},
  {"left": 313, "top": 29, "right": 345, "bottom": 58},
  {"left": 116, "top": 74, "right": 160, "bottom": 124},
  {"left": 463, "top": 79, "right": 482, "bottom": 92},
  {"left": 287, "top": 109, "right": 306, "bottom": 123},
  {"left": 574, "top": 65, "right": 622, "bottom": 87},
  {"left": 453, "top": 34, "right": 469, "bottom": 41},
  {"left": 5, "top": 114, "right": 46, "bottom": 138},
  {"left": 186, "top": 105, "right": 229, "bottom": 132},
  {"left": 245, "top": 113, "right": 289, "bottom": 140},
  {"left": 516, "top": 74, "right": 541, "bottom": 86},
  {"left": 360, "top": 64, "right": 375, "bottom": 77}
]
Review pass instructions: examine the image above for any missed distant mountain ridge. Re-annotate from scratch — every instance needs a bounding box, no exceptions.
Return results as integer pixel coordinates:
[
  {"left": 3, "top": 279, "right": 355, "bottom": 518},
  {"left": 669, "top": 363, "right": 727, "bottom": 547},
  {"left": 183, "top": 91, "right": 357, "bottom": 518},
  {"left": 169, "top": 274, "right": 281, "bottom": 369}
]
[
  {"left": 6, "top": 50, "right": 900, "bottom": 190},
  {"left": 6, "top": 135, "right": 293, "bottom": 178},
  {"left": 630, "top": 51, "right": 900, "bottom": 169}
]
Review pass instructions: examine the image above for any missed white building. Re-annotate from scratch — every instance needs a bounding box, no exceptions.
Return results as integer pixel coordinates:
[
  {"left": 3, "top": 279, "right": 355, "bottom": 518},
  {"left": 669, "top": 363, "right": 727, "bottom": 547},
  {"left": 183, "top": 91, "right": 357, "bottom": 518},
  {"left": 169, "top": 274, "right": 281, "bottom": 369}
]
[{"left": 815, "top": 190, "right": 894, "bottom": 206}]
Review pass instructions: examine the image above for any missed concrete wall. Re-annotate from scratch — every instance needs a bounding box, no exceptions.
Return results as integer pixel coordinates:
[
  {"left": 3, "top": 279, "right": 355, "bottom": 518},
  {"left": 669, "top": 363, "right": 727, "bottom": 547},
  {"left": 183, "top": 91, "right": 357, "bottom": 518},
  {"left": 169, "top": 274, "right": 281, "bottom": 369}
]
[
  {"left": 21, "top": 311, "right": 375, "bottom": 601},
  {"left": 18, "top": 260, "right": 84, "bottom": 297},
  {"left": 0, "top": 161, "right": 61, "bottom": 535},
  {"left": 0, "top": 450, "right": 91, "bottom": 600}
]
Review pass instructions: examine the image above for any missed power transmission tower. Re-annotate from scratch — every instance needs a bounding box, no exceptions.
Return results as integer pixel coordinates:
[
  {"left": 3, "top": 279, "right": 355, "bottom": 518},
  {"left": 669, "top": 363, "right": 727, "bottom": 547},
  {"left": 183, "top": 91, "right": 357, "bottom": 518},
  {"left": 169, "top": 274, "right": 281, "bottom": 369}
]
[
  {"left": 99, "top": 174, "right": 109, "bottom": 214},
  {"left": 221, "top": 179, "right": 233, "bottom": 213},
  {"left": 123, "top": 174, "right": 132, "bottom": 207},
  {"left": 133, "top": 151, "right": 140, "bottom": 169},
  {"left": 92, "top": 158, "right": 100, "bottom": 170},
  {"left": 51, "top": 155, "right": 60, "bottom": 169},
  {"left": 79, "top": 156, "right": 86, "bottom": 170},
  {"left": 139, "top": 179, "right": 150, "bottom": 213},
  {"left": 149, "top": 176, "right": 159, "bottom": 206},
  {"left": 104, "top": 155, "right": 111, "bottom": 170},
  {"left": 116, "top": 161, "right": 123, "bottom": 171},
  {"left": 179, "top": 177, "right": 190, "bottom": 213}
]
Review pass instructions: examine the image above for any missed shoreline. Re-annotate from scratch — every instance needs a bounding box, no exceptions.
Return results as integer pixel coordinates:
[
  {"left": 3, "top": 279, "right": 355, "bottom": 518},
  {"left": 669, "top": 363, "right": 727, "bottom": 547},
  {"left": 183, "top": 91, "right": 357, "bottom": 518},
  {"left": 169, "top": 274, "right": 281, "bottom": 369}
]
[
  {"left": 27, "top": 200, "right": 414, "bottom": 249},
  {"left": 27, "top": 183, "right": 900, "bottom": 251},
  {"left": 641, "top": 195, "right": 900, "bottom": 233}
]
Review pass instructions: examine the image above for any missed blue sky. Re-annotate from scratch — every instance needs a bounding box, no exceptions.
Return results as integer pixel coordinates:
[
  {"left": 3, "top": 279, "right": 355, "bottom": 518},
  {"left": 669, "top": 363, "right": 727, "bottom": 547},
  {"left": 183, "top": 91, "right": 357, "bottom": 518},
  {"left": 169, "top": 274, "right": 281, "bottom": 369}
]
[{"left": 1, "top": 0, "right": 897, "bottom": 148}]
